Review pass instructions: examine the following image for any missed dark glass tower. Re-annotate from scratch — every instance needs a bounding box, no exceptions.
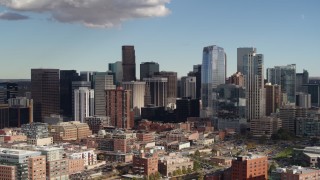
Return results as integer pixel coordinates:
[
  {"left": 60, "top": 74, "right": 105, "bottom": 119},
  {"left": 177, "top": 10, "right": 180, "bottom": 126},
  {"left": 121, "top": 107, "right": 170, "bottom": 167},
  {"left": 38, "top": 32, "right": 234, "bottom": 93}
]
[
  {"left": 140, "top": 62, "right": 159, "bottom": 80},
  {"left": 31, "top": 69, "right": 60, "bottom": 122},
  {"left": 60, "top": 70, "right": 80, "bottom": 117},
  {"left": 0, "top": 82, "right": 18, "bottom": 104},
  {"left": 122, "top": 46, "right": 136, "bottom": 81}
]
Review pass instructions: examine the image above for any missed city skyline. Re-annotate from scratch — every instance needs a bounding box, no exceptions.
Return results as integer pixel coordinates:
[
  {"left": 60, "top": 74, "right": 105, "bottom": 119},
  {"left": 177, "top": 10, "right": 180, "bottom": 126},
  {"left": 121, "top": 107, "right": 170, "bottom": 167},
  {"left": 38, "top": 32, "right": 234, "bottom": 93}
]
[{"left": 0, "top": 0, "right": 319, "bottom": 79}]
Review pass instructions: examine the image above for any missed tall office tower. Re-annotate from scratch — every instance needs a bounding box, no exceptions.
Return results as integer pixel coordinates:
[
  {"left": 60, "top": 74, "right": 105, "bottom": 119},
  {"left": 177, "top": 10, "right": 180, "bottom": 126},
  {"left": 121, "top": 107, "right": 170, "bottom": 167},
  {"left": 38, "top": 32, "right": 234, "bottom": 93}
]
[
  {"left": 238, "top": 49, "right": 265, "bottom": 121},
  {"left": 201, "top": 45, "right": 226, "bottom": 117},
  {"left": 108, "top": 61, "right": 123, "bottom": 86},
  {"left": 296, "top": 92, "right": 311, "bottom": 108},
  {"left": 122, "top": 46, "right": 136, "bottom": 81},
  {"left": 93, "top": 72, "right": 116, "bottom": 116},
  {"left": 216, "top": 84, "right": 246, "bottom": 118},
  {"left": 265, "top": 83, "right": 282, "bottom": 116},
  {"left": 60, "top": 70, "right": 80, "bottom": 117},
  {"left": 227, "top": 72, "right": 245, "bottom": 87},
  {"left": 71, "top": 81, "right": 91, "bottom": 119},
  {"left": 8, "top": 97, "right": 33, "bottom": 127},
  {"left": 105, "top": 88, "right": 133, "bottom": 129},
  {"left": 143, "top": 77, "right": 168, "bottom": 107},
  {"left": 267, "top": 64, "right": 296, "bottom": 104},
  {"left": 31, "top": 69, "right": 60, "bottom": 122},
  {"left": 122, "top": 81, "right": 146, "bottom": 117},
  {"left": 74, "top": 87, "right": 94, "bottom": 123},
  {"left": 0, "top": 82, "right": 18, "bottom": 104},
  {"left": 176, "top": 97, "right": 200, "bottom": 122},
  {"left": 80, "top": 71, "right": 95, "bottom": 82},
  {"left": 180, "top": 76, "right": 196, "bottom": 99},
  {"left": 309, "top": 77, "right": 320, "bottom": 84},
  {"left": 296, "top": 69, "right": 309, "bottom": 93},
  {"left": 154, "top": 71, "right": 178, "bottom": 104},
  {"left": 237, "top": 47, "right": 257, "bottom": 73},
  {"left": 231, "top": 155, "right": 268, "bottom": 180},
  {"left": 280, "top": 106, "right": 307, "bottom": 133},
  {"left": 302, "top": 84, "right": 320, "bottom": 107},
  {"left": 140, "top": 62, "right": 160, "bottom": 80},
  {"left": 188, "top": 64, "right": 202, "bottom": 99}
]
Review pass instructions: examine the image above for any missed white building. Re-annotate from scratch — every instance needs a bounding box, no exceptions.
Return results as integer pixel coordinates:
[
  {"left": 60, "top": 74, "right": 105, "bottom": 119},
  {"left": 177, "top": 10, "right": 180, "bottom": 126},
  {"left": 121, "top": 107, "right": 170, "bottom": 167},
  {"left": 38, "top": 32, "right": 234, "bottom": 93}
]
[{"left": 74, "top": 87, "right": 94, "bottom": 123}]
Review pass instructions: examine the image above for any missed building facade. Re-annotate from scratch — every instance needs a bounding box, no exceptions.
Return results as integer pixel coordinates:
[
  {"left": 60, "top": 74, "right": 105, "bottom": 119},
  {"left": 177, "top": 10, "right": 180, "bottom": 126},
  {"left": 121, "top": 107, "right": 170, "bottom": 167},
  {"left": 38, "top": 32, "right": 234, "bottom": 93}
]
[
  {"left": 231, "top": 155, "right": 268, "bottom": 180},
  {"left": 140, "top": 62, "right": 159, "bottom": 80},
  {"left": 122, "top": 81, "right": 146, "bottom": 117},
  {"left": 74, "top": 87, "right": 94, "bottom": 123},
  {"left": 122, "top": 46, "right": 136, "bottom": 81}
]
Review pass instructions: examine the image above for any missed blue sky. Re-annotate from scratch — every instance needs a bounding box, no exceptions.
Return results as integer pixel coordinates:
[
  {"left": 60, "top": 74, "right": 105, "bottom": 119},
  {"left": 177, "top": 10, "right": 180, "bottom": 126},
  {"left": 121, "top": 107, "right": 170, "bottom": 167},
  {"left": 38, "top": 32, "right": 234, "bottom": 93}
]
[{"left": 0, "top": 0, "right": 319, "bottom": 79}]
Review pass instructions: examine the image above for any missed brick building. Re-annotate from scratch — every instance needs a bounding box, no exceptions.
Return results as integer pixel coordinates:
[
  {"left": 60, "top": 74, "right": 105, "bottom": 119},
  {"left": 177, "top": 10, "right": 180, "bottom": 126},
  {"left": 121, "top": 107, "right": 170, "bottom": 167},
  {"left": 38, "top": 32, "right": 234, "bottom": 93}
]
[
  {"left": 133, "top": 152, "right": 158, "bottom": 176},
  {"left": 231, "top": 155, "right": 268, "bottom": 180}
]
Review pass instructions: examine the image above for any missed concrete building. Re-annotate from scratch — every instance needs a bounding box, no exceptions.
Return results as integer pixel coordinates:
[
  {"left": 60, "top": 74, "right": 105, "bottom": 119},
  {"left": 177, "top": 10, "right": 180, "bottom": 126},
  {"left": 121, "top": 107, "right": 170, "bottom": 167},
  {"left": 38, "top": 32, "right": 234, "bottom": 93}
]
[
  {"left": 85, "top": 116, "right": 110, "bottom": 134},
  {"left": 106, "top": 88, "right": 133, "bottom": 129},
  {"left": 122, "top": 81, "right": 146, "bottom": 117},
  {"left": 296, "top": 117, "right": 320, "bottom": 137},
  {"left": 74, "top": 87, "right": 94, "bottom": 123},
  {"left": 279, "top": 106, "right": 307, "bottom": 133},
  {"left": 0, "top": 148, "right": 42, "bottom": 180},
  {"left": 49, "top": 121, "right": 92, "bottom": 142},
  {"left": 267, "top": 64, "right": 296, "bottom": 104},
  {"left": 31, "top": 69, "right": 60, "bottom": 122},
  {"left": 154, "top": 71, "right": 178, "bottom": 104},
  {"left": 238, "top": 48, "right": 265, "bottom": 121},
  {"left": 71, "top": 81, "right": 91, "bottom": 118},
  {"left": 281, "top": 166, "right": 320, "bottom": 180},
  {"left": 180, "top": 76, "right": 197, "bottom": 99},
  {"left": 122, "top": 46, "right": 136, "bottom": 81},
  {"left": 133, "top": 152, "right": 158, "bottom": 176},
  {"left": 158, "top": 153, "right": 193, "bottom": 177},
  {"left": 143, "top": 77, "right": 168, "bottom": 107},
  {"left": 296, "top": 92, "right": 311, "bottom": 108},
  {"left": 201, "top": 45, "right": 227, "bottom": 117},
  {"left": 21, "top": 122, "right": 53, "bottom": 146},
  {"left": 231, "top": 155, "right": 268, "bottom": 180},
  {"left": 93, "top": 72, "right": 116, "bottom": 116},
  {"left": 265, "top": 83, "right": 282, "bottom": 116},
  {"left": 250, "top": 116, "right": 282, "bottom": 138}
]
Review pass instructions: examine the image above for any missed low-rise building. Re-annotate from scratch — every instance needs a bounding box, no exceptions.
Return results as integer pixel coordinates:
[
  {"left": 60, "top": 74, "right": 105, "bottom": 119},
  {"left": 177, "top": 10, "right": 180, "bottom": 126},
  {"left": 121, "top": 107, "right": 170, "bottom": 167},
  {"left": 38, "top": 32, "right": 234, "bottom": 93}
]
[
  {"left": 231, "top": 155, "right": 268, "bottom": 180},
  {"left": 0, "top": 165, "right": 16, "bottom": 180},
  {"left": 211, "top": 156, "right": 232, "bottom": 167},
  {"left": 28, "top": 155, "right": 46, "bottom": 180},
  {"left": 250, "top": 116, "right": 282, "bottom": 138},
  {"left": 281, "top": 166, "right": 320, "bottom": 180},
  {"left": 158, "top": 153, "right": 193, "bottom": 177},
  {"left": 49, "top": 121, "right": 92, "bottom": 142},
  {"left": 133, "top": 151, "right": 158, "bottom": 176},
  {"left": 168, "top": 142, "right": 190, "bottom": 151}
]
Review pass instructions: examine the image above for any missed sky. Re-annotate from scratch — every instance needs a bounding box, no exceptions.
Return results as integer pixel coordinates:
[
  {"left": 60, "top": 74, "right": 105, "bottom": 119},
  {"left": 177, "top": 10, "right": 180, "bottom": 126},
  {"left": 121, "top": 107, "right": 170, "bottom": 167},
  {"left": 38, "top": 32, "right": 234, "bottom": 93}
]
[{"left": 0, "top": 0, "right": 319, "bottom": 79}]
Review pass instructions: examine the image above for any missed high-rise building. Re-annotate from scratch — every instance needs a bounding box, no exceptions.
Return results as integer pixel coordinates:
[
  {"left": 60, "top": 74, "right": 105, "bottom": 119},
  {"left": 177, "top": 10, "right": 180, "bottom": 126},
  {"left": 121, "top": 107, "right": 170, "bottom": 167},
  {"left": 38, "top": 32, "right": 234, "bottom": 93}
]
[
  {"left": 8, "top": 97, "right": 33, "bottom": 127},
  {"left": 80, "top": 71, "right": 95, "bottom": 82},
  {"left": 74, "top": 87, "right": 94, "bottom": 123},
  {"left": 143, "top": 77, "right": 168, "bottom": 107},
  {"left": 31, "top": 69, "right": 60, "bottom": 122},
  {"left": 60, "top": 70, "right": 80, "bottom": 117},
  {"left": 238, "top": 49, "right": 265, "bottom": 121},
  {"left": 231, "top": 155, "right": 268, "bottom": 179},
  {"left": 201, "top": 45, "right": 226, "bottom": 117},
  {"left": 106, "top": 88, "right": 133, "bottom": 129},
  {"left": 108, "top": 61, "right": 123, "bottom": 86},
  {"left": 140, "top": 62, "right": 160, "bottom": 80},
  {"left": 296, "top": 92, "right": 311, "bottom": 108},
  {"left": 302, "top": 84, "right": 320, "bottom": 107},
  {"left": 265, "top": 83, "right": 282, "bottom": 116},
  {"left": 122, "top": 46, "right": 136, "bottom": 81},
  {"left": 296, "top": 69, "right": 309, "bottom": 93},
  {"left": 250, "top": 116, "right": 282, "bottom": 138},
  {"left": 154, "top": 71, "right": 178, "bottom": 104},
  {"left": 188, "top": 64, "right": 202, "bottom": 99},
  {"left": 176, "top": 98, "right": 200, "bottom": 122},
  {"left": 72, "top": 81, "right": 91, "bottom": 119},
  {"left": 279, "top": 106, "right": 307, "bottom": 133},
  {"left": 93, "top": 72, "right": 116, "bottom": 116},
  {"left": 122, "top": 81, "right": 146, "bottom": 117},
  {"left": 237, "top": 47, "right": 256, "bottom": 73},
  {"left": 267, "top": 64, "right": 296, "bottom": 104},
  {"left": 0, "top": 82, "right": 18, "bottom": 104},
  {"left": 180, "top": 76, "right": 196, "bottom": 99},
  {"left": 227, "top": 72, "right": 245, "bottom": 87}
]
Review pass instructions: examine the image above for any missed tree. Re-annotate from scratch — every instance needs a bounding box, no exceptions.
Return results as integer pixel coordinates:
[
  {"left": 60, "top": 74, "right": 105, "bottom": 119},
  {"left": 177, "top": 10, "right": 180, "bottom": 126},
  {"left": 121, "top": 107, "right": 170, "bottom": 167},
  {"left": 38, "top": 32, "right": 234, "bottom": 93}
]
[
  {"left": 194, "top": 150, "right": 201, "bottom": 157},
  {"left": 143, "top": 175, "right": 149, "bottom": 180},
  {"left": 198, "top": 172, "right": 204, "bottom": 180},
  {"left": 177, "top": 168, "right": 182, "bottom": 176},
  {"left": 155, "top": 172, "right": 161, "bottom": 180},
  {"left": 149, "top": 174, "right": 155, "bottom": 180},
  {"left": 173, "top": 170, "right": 177, "bottom": 177},
  {"left": 193, "top": 161, "right": 201, "bottom": 171},
  {"left": 269, "top": 162, "right": 277, "bottom": 174},
  {"left": 182, "top": 166, "right": 187, "bottom": 174},
  {"left": 187, "top": 167, "right": 193, "bottom": 174}
]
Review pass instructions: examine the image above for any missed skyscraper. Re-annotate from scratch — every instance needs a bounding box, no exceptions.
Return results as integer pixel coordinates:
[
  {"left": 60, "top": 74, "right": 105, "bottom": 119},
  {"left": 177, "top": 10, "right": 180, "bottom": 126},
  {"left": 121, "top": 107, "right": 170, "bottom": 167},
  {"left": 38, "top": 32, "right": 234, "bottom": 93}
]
[
  {"left": 60, "top": 70, "right": 80, "bottom": 117},
  {"left": 74, "top": 87, "right": 94, "bottom": 123},
  {"left": 265, "top": 83, "right": 282, "bottom": 116},
  {"left": 201, "top": 45, "right": 226, "bottom": 117},
  {"left": 237, "top": 47, "right": 256, "bottom": 73},
  {"left": 0, "top": 82, "right": 18, "bottom": 104},
  {"left": 108, "top": 61, "right": 123, "bottom": 86},
  {"left": 296, "top": 69, "right": 309, "bottom": 93},
  {"left": 93, "top": 72, "right": 116, "bottom": 116},
  {"left": 122, "top": 46, "right": 136, "bottom": 81},
  {"left": 140, "top": 62, "right": 160, "bottom": 80},
  {"left": 122, "top": 81, "right": 146, "bottom": 117},
  {"left": 153, "top": 71, "right": 178, "bottom": 104},
  {"left": 267, "top": 64, "right": 296, "bottom": 104},
  {"left": 188, "top": 64, "right": 202, "bottom": 99},
  {"left": 180, "top": 76, "right": 196, "bottom": 99},
  {"left": 105, "top": 88, "right": 133, "bottom": 129},
  {"left": 31, "top": 69, "right": 60, "bottom": 122},
  {"left": 238, "top": 49, "right": 265, "bottom": 121},
  {"left": 143, "top": 77, "right": 168, "bottom": 107},
  {"left": 72, "top": 81, "right": 91, "bottom": 120}
]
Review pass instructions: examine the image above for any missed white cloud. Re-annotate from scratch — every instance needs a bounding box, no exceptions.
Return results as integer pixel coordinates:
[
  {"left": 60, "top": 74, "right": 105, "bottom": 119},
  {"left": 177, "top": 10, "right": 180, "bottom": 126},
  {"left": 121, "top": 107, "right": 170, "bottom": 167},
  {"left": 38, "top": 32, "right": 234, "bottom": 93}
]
[{"left": 0, "top": 0, "right": 171, "bottom": 28}]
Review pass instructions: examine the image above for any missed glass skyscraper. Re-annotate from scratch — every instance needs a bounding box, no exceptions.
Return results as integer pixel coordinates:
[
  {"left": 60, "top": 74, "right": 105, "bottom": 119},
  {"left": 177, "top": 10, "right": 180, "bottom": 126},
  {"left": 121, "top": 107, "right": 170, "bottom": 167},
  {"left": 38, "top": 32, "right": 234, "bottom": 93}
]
[
  {"left": 201, "top": 45, "right": 226, "bottom": 117},
  {"left": 267, "top": 64, "right": 296, "bottom": 104}
]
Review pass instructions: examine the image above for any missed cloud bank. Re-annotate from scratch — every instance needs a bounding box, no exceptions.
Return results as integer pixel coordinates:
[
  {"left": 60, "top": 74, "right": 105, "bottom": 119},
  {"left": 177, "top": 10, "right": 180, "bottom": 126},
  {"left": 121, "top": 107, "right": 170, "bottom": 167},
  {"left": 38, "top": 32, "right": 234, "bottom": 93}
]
[
  {"left": 0, "top": 0, "right": 171, "bottom": 28},
  {"left": 0, "top": 11, "right": 28, "bottom": 20}
]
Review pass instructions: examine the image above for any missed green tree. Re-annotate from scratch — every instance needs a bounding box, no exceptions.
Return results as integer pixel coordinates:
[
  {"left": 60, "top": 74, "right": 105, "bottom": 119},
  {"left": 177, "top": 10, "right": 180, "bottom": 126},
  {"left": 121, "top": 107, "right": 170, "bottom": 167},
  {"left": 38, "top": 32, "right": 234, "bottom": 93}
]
[
  {"left": 143, "top": 175, "right": 149, "bottom": 180},
  {"left": 269, "top": 162, "right": 277, "bottom": 174},
  {"left": 155, "top": 172, "right": 161, "bottom": 180},
  {"left": 173, "top": 170, "right": 177, "bottom": 177},
  {"left": 187, "top": 167, "right": 193, "bottom": 174},
  {"left": 198, "top": 172, "right": 204, "bottom": 180},
  {"left": 182, "top": 166, "right": 187, "bottom": 174},
  {"left": 194, "top": 150, "right": 201, "bottom": 157},
  {"left": 177, "top": 168, "right": 182, "bottom": 176},
  {"left": 193, "top": 161, "right": 200, "bottom": 171},
  {"left": 149, "top": 174, "right": 155, "bottom": 180}
]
